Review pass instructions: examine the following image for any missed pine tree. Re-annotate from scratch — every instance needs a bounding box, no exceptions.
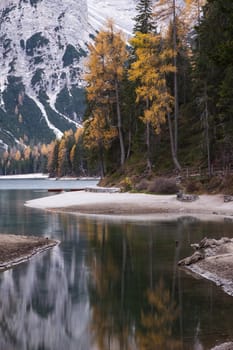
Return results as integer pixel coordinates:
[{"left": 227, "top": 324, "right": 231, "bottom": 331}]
[
  {"left": 133, "top": 0, "right": 156, "bottom": 34},
  {"left": 47, "top": 140, "right": 59, "bottom": 177},
  {"left": 154, "top": 0, "right": 185, "bottom": 168},
  {"left": 193, "top": 0, "right": 233, "bottom": 170}
]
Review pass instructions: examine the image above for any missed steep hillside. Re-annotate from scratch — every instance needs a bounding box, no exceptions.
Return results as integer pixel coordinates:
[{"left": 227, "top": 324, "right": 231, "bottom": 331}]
[{"left": 0, "top": 0, "right": 90, "bottom": 148}]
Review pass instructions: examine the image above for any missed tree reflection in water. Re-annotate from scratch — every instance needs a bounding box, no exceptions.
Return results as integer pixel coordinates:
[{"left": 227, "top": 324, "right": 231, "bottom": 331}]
[
  {"left": 137, "top": 280, "right": 181, "bottom": 350},
  {"left": 87, "top": 220, "right": 181, "bottom": 350}
]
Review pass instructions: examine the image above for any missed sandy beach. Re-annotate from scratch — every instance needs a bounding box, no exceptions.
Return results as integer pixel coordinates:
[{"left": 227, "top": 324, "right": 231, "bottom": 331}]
[
  {"left": 25, "top": 190, "right": 233, "bottom": 218},
  {"left": 0, "top": 235, "right": 58, "bottom": 271}
]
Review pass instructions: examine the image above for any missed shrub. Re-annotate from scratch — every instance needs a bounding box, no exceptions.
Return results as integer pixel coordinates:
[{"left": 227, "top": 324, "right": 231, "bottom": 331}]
[
  {"left": 206, "top": 176, "right": 223, "bottom": 193},
  {"left": 185, "top": 179, "right": 203, "bottom": 193},
  {"left": 222, "top": 175, "right": 233, "bottom": 195},
  {"left": 135, "top": 178, "right": 150, "bottom": 191},
  {"left": 147, "top": 177, "right": 179, "bottom": 194},
  {"left": 120, "top": 177, "right": 133, "bottom": 192}
]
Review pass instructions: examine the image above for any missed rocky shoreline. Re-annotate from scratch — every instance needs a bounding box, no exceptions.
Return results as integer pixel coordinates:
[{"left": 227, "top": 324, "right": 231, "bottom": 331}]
[
  {"left": 0, "top": 234, "right": 58, "bottom": 271},
  {"left": 178, "top": 237, "right": 233, "bottom": 296}
]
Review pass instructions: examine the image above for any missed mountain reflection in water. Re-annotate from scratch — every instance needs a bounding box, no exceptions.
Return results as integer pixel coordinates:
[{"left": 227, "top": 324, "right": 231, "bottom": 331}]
[
  {"left": 0, "top": 245, "right": 91, "bottom": 350},
  {"left": 0, "top": 219, "right": 181, "bottom": 350}
]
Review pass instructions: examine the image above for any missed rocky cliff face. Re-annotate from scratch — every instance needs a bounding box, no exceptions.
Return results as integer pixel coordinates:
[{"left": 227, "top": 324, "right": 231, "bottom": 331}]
[
  {"left": 0, "top": 0, "right": 138, "bottom": 149},
  {"left": 0, "top": 0, "right": 90, "bottom": 147}
]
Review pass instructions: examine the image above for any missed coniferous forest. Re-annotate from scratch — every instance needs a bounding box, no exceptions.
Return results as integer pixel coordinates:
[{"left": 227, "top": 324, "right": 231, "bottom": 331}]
[{"left": 2, "top": 0, "right": 233, "bottom": 191}]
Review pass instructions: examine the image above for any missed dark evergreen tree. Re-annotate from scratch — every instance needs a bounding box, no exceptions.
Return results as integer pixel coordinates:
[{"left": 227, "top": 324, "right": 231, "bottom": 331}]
[
  {"left": 133, "top": 0, "right": 156, "bottom": 34},
  {"left": 193, "top": 0, "right": 233, "bottom": 169}
]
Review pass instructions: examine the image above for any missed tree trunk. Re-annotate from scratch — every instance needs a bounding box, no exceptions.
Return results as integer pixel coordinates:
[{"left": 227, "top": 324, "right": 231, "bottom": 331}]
[
  {"left": 168, "top": 112, "right": 182, "bottom": 171},
  {"left": 126, "top": 129, "right": 132, "bottom": 159},
  {"left": 146, "top": 121, "right": 152, "bottom": 171},
  {"left": 204, "top": 82, "right": 211, "bottom": 176},
  {"left": 98, "top": 141, "right": 105, "bottom": 178},
  {"left": 115, "top": 79, "right": 125, "bottom": 166}
]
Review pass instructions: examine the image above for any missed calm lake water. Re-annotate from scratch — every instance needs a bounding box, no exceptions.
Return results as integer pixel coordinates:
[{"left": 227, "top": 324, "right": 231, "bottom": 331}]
[{"left": 0, "top": 180, "right": 233, "bottom": 349}]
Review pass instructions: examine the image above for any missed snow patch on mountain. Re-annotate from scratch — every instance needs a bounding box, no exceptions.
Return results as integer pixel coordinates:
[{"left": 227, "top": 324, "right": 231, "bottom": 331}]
[
  {"left": 0, "top": 0, "right": 89, "bottom": 97},
  {"left": 87, "top": 0, "right": 136, "bottom": 39},
  {"left": 29, "top": 95, "right": 63, "bottom": 139},
  {"left": 0, "top": 0, "right": 89, "bottom": 141}
]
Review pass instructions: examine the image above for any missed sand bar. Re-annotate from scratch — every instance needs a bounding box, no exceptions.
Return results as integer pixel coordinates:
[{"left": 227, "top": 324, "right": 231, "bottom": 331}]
[{"left": 25, "top": 191, "right": 233, "bottom": 218}]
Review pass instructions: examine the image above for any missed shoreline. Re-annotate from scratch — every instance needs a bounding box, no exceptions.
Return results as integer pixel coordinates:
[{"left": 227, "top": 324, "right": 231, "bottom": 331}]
[
  {"left": 25, "top": 191, "right": 233, "bottom": 219},
  {"left": 179, "top": 237, "right": 233, "bottom": 297},
  {"left": 0, "top": 235, "right": 58, "bottom": 272}
]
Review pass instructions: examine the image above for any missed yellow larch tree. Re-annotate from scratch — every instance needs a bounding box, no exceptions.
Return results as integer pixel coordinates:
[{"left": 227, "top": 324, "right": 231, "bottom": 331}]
[
  {"left": 83, "top": 108, "right": 117, "bottom": 177},
  {"left": 84, "top": 20, "right": 129, "bottom": 166},
  {"left": 129, "top": 31, "right": 175, "bottom": 170}
]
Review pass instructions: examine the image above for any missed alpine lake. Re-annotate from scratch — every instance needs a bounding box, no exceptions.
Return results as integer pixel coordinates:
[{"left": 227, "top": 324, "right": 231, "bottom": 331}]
[{"left": 0, "top": 178, "right": 233, "bottom": 350}]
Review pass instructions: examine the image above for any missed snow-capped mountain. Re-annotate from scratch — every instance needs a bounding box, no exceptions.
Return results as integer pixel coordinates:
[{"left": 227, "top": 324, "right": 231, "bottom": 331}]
[
  {"left": 87, "top": 0, "right": 136, "bottom": 40},
  {"left": 0, "top": 0, "right": 90, "bottom": 149},
  {"left": 0, "top": 0, "right": 138, "bottom": 149}
]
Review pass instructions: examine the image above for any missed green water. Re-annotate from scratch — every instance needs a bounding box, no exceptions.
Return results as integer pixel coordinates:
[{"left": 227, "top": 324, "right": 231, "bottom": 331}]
[{"left": 0, "top": 188, "right": 233, "bottom": 349}]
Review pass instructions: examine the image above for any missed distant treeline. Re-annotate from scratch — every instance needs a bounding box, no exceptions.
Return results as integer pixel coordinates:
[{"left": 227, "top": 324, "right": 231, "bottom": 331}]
[{"left": 0, "top": 129, "right": 98, "bottom": 177}]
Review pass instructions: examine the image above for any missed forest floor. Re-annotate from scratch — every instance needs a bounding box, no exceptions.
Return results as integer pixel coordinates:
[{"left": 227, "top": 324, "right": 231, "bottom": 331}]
[{"left": 0, "top": 235, "right": 58, "bottom": 271}]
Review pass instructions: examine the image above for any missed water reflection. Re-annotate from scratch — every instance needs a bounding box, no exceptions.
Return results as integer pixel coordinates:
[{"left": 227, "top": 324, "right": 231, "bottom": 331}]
[
  {"left": 1, "top": 190, "right": 233, "bottom": 349},
  {"left": 0, "top": 245, "right": 91, "bottom": 350},
  {"left": 0, "top": 215, "right": 181, "bottom": 350},
  {"left": 86, "top": 220, "right": 181, "bottom": 350},
  {"left": 137, "top": 281, "right": 181, "bottom": 350}
]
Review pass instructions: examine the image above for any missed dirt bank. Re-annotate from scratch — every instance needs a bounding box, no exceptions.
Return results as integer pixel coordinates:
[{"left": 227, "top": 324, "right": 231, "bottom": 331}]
[{"left": 0, "top": 234, "right": 58, "bottom": 271}]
